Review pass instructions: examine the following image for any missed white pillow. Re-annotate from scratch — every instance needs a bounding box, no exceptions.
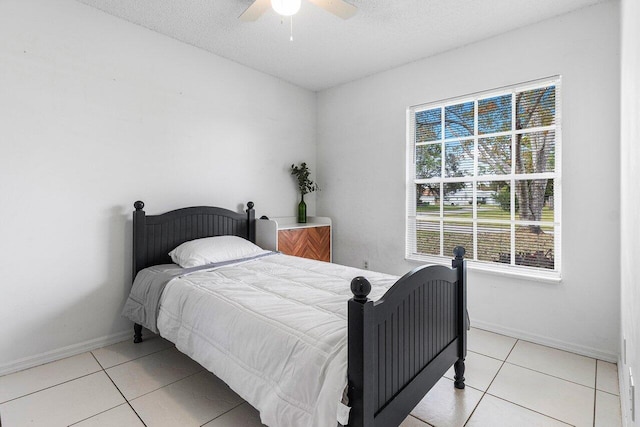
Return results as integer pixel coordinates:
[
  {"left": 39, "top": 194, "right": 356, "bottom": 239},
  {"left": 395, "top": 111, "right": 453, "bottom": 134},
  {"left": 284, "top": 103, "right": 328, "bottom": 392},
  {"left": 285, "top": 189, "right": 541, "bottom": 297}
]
[{"left": 169, "top": 236, "right": 266, "bottom": 268}]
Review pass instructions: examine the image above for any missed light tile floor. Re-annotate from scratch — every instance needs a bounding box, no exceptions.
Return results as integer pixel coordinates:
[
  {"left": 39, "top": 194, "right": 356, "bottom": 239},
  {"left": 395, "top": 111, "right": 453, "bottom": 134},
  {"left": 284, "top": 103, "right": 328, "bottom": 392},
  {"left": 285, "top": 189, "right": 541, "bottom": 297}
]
[{"left": 0, "top": 328, "right": 622, "bottom": 427}]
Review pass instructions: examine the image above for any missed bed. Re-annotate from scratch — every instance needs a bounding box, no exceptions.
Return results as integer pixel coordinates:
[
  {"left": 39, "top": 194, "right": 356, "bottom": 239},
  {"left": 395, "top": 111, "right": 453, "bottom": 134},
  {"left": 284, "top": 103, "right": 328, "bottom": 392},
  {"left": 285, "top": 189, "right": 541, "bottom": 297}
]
[{"left": 125, "top": 200, "right": 467, "bottom": 427}]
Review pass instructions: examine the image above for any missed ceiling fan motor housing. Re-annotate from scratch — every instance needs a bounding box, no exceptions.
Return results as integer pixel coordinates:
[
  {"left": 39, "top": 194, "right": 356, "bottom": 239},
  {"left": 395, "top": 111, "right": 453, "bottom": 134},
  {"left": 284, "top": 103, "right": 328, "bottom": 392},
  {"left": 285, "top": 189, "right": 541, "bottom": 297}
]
[{"left": 271, "top": 0, "right": 302, "bottom": 16}]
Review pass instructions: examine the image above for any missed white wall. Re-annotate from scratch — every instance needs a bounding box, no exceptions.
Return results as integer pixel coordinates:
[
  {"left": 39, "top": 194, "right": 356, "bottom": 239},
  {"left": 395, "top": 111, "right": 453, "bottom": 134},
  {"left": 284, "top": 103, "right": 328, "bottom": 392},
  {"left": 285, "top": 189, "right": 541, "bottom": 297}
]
[
  {"left": 317, "top": 2, "right": 620, "bottom": 360},
  {"left": 0, "top": 0, "right": 316, "bottom": 373},
  {"left": 619, "top": 0, "right": 639, "bottom": 423}
]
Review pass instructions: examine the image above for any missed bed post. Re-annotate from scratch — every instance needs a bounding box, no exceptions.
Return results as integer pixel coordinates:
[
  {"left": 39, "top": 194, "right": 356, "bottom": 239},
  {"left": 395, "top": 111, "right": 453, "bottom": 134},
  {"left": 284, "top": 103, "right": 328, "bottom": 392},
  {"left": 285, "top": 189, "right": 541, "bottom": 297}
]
[
  {"left": 133, "top": 201, "right": 146, "bottom": 344},
  {"left": 347, "top": 277, "right": 375, "bottom": 427},
  {"left": 246, "top": 201, "right": 255, "bottom": 243},
  {"left": 133, "top": 323, "right": 143, "bottom": 344},
  {"left": 452, "top": 246, "right": 467, "bottom": 389},
  {"left": 133, "top": 201, "right": 146, "bottom": 282}
]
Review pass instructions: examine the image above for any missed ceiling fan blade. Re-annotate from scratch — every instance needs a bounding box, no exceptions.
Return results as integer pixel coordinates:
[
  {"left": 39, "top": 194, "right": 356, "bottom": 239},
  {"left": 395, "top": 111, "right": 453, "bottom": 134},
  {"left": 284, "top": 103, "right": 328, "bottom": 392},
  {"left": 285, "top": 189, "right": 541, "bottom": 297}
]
[
  {"left": 307, "top": 0, "right": 357, "bottom": 19},
  {"left": 239, "top": 0, "right": 271, "bottom": 21}
]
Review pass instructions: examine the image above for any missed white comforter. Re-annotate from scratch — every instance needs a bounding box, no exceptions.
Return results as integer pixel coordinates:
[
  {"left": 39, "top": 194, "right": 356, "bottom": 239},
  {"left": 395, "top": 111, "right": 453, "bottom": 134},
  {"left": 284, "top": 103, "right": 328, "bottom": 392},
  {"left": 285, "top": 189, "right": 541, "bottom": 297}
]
[{"left": 156, "top": 253, "right": 398, "bottom": 427}]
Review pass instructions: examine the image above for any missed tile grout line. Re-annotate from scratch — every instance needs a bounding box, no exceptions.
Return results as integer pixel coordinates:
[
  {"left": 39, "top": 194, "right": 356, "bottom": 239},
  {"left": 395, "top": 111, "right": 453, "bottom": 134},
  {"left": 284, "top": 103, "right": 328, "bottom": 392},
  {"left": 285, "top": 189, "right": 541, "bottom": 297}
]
[
  {"left": 482, "top": 393, "right": 574, "bottom": 426},
  {"left": 0, "top": 370, "right": 103, "bottom": 405},
  {"left": 411, "top": 378, "right": 486, "bottom": 426},
  {"left": 89, "top": 351, "right": 148, "bottom": 427},
  {"left": 407, "top": 414, "right": 433, "bottom": 426},
  {"left": 119, "top": 367, "right": 206, "bottom": 402},
  {"left": 198, "top": 400, "right": 247, "bottom": 427},
  {"left": 466, "top": 349, "right": 505, "bottom": 363},
  {"left": 91, "top": 349, "right": 107, "bottom": 371},
  {"left": 504, "top": 360, "right": 598, "bottom": 389},
  {"left": 597, "top": 389, "right": 620, "bottom": 397},
  {"left": 463, "top": 337, "right": 519, "bottom": 426},
  {"left": 99, "top": 343, "right": 176, "bottom": 370},
  {"left": 66, "top": 402, "right": 138, "bottom": 427}
]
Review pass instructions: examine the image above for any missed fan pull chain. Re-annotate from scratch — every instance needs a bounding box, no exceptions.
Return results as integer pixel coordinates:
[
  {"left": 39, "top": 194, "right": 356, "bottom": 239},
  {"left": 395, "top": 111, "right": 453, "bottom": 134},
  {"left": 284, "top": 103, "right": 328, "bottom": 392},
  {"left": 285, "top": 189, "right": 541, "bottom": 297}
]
[{"left": 280, "top": 16, "right": 294, "bottom": 42}]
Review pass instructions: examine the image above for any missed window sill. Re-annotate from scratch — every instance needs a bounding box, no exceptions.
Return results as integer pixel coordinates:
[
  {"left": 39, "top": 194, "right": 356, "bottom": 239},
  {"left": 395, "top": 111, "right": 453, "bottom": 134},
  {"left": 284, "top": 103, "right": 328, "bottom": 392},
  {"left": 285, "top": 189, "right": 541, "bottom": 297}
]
[{"left": 405, "top": 254, "right": 562, "bottom": 283}]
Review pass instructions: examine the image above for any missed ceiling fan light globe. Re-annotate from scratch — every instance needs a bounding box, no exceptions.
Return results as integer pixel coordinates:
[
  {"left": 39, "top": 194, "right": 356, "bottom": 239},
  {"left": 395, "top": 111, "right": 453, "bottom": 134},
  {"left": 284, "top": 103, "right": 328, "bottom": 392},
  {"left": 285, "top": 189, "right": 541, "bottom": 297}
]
[{"left": 271, "top": 0, "right": 301, "bottom": 16}]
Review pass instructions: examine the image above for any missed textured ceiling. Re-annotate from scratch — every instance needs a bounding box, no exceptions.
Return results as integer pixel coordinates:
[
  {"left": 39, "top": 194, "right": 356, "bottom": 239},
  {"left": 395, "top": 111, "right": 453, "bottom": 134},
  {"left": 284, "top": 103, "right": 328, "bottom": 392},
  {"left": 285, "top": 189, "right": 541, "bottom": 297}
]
[{"left": 76, "top": 0, "right": 607, "bottom": 91}]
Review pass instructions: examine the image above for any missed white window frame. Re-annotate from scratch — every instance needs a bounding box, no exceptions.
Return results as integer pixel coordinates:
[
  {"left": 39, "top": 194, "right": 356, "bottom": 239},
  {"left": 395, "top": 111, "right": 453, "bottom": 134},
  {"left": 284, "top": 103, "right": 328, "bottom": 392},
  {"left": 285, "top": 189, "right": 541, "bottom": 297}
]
[{"left": 406, "top": 76, "right": 562, "bottom": 281}]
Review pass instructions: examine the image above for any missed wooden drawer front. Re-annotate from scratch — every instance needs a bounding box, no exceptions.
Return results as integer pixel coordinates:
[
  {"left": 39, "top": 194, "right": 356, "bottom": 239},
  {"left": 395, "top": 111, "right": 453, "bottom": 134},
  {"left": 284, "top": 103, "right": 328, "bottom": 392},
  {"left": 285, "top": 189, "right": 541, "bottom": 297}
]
[{"left": 278, "top": 226, "right": 331, "bottom": 262}]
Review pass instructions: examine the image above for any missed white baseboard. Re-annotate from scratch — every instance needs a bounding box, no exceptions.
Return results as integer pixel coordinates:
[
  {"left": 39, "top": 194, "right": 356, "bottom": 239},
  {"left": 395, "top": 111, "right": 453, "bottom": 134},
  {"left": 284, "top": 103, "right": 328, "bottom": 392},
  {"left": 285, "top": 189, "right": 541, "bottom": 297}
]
[
  {"left": 0, "top": 329, "right": 132, "bottom": 376},
  {"left": 471, "top": 319, "right": 618, "bottom": 363}
]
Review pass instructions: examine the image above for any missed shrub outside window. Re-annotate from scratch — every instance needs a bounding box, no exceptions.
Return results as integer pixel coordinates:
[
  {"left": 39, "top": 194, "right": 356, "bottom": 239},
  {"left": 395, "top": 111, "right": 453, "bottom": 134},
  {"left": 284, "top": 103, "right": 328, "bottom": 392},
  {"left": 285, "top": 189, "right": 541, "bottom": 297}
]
[{"left": 406, "top": 77, "right": 561, "bottom": 279}]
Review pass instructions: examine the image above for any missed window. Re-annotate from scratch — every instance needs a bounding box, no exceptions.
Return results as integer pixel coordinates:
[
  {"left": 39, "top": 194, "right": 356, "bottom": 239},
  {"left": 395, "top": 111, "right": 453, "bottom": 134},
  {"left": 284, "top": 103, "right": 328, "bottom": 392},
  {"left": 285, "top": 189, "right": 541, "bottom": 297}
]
[{"left": 406, "top": 77, "right": 561, "bottom": 279}]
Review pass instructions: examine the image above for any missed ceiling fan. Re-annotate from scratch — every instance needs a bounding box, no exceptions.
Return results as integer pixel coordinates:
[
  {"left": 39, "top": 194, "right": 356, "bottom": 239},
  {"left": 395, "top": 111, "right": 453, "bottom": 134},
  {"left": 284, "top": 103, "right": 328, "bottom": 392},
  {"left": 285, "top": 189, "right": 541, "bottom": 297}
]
[{"left": 239, "top": 0, "right": 357, "bottom": 21}]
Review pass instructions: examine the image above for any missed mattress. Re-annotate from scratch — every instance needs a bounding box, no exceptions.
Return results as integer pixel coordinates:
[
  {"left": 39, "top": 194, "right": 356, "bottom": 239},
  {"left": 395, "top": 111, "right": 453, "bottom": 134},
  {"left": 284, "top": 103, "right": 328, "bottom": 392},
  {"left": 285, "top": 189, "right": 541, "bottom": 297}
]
[{"left": 155, "top": 253, "right": 398, "bottom": 427}]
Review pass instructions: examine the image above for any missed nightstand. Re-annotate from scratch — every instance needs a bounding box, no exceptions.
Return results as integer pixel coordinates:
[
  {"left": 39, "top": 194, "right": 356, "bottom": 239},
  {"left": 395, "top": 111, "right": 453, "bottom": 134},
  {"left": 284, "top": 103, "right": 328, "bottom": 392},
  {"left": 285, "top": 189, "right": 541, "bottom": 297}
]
[{"left": 256, "top": 217, "right": 332, "bottom": 262}]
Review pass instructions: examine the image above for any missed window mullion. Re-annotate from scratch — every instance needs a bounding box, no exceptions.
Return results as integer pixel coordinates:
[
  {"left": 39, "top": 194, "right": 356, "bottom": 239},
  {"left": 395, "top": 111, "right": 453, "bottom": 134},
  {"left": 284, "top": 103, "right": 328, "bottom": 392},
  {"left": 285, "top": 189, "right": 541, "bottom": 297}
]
[
  {"left": 510, "top": 89, "right": 516, "bottom": 266},
  {"left": 473, "top": 99, "right": 478, "bottom": 262},
  {"left": 514, "top": 124, "right": 556, "bottom": 135},
  {"left": 440, "top": 105, "right": 445, "bottom": 256}
]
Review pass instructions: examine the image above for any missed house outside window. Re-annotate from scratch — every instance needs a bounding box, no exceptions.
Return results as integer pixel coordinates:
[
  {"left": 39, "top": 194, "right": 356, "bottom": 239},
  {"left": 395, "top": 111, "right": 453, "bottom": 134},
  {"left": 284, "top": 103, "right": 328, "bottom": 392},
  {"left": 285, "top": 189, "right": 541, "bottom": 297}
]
[{"left": 406, "top": 77, "right": 561, "bottom": 279}]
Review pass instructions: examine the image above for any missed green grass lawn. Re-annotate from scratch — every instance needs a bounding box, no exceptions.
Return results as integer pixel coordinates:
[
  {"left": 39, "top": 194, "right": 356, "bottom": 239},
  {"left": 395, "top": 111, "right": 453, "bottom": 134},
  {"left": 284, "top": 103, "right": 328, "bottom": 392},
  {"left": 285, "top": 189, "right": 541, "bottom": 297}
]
[{"left": 417, "top": 204, "right": 555, "bottom": 222}]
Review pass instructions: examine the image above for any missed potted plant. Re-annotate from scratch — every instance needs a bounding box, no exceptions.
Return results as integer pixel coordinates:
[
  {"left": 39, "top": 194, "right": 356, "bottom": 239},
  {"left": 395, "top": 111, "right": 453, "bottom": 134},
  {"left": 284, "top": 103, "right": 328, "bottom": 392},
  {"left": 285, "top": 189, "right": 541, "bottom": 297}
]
[{"left": 290, "top": 162, "right": 319, "bottom": 223}]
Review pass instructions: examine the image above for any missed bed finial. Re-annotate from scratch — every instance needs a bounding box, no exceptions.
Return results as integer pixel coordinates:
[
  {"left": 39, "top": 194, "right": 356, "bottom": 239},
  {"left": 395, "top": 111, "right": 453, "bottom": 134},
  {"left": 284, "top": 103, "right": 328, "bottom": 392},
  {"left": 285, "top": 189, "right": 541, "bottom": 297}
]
[
  {"left": 453, "top": 246, "right": 465, "bottom": 260},
  {"left": 247, "top": 201, "right": 254, "bottom": 210},
  {"left": 351, "top": 276, "right": 371, "bottom": 302},
  {"left": 134, "top": 201, "right": 145, "bottom": 211}
]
